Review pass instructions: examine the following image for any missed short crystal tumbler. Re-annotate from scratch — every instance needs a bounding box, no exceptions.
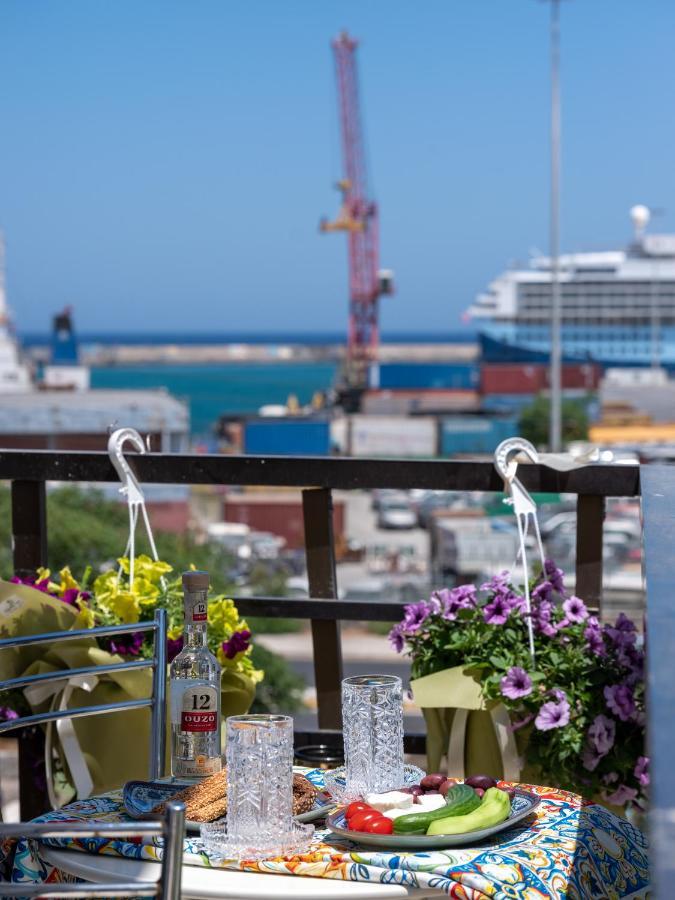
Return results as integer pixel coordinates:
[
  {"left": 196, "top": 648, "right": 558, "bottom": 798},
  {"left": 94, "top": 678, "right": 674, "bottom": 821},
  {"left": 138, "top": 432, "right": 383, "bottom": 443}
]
[
  {"left": 341, "top": 674, "right": 405, "bottom": 798},
  {"left": 200, "top": 714, "right": 313, "bottom": 860}
]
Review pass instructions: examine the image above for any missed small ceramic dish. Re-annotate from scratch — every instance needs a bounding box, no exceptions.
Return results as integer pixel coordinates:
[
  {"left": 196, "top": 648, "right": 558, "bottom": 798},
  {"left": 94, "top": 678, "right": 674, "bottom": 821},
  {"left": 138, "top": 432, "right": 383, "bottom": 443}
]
[
  {"left": 123, "top": 779, "right": 335, "bottom": 832},
  {"left": 324, "top": 789, "right": 540, "bottom": 849}
]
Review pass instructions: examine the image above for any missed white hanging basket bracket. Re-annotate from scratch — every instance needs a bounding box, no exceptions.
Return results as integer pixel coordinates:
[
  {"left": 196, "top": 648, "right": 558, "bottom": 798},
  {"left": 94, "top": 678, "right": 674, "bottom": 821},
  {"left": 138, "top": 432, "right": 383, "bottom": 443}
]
[
  {"left": 107, "top": 427, "right": 163, "bottom": 588},
  {"left": 494, "top": 438, "right": 547, "bottom": 661}
]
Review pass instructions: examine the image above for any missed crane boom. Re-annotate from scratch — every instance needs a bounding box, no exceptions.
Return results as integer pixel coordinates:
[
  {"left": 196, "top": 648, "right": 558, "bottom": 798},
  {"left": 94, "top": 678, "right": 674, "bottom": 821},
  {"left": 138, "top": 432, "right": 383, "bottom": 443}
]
[{"left": 321, "top": 31, "right": 392, "bottom": 393}]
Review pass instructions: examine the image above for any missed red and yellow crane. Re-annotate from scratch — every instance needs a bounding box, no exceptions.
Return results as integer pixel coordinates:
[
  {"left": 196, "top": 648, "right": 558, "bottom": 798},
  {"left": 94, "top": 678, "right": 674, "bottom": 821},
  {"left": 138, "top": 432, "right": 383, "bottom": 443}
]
[{"left": 321, "top": 31, "right": 392, "bottom": 399}]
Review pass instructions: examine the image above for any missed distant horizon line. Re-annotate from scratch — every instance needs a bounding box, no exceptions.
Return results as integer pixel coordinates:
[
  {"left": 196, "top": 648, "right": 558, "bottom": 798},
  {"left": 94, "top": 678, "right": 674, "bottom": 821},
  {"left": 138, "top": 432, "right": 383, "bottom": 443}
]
[{"left": 19, "top": 328, "right": 477, "bottom": 346}]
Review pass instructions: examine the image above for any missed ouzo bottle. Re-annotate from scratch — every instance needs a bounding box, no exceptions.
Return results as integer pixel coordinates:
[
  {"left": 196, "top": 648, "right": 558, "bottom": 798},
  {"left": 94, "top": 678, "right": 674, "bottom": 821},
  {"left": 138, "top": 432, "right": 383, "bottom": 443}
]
[{"left": 169, "top": 571, "right": 222, "bottom": 779}]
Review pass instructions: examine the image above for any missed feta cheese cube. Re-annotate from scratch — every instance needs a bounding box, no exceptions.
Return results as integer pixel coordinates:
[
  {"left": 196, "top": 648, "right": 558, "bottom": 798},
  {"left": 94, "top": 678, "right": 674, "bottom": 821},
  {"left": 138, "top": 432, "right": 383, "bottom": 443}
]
[
  {"left": 415, "top": 794, "right": 446, "bottom": 811},
  {"left": 364, "top": 790, "right": 414, "bottom": 812},
  {"left": 382, "top": 807, "right": 411, "bottom": 820}
]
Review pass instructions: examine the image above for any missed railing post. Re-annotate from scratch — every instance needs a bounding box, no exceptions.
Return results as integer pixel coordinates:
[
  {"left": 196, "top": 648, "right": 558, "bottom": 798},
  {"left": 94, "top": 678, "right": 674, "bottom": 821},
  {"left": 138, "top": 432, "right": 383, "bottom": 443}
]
[
  {"left": 10, "top": 479, "right": 50, "bottom": 818},
  {"left": 575, "top": 494, "right": 605, "bottom": 615},
  {"left": 11, "top": 480, "right": 47, "bottom": 574},
  {"left": 302, "top": 487, "right": 343, "bottom": 730}
]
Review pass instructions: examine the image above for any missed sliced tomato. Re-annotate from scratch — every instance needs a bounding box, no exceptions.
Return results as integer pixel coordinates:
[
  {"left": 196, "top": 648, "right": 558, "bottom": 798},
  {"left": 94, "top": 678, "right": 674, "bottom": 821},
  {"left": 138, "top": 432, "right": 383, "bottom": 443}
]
[
  {"left": 365, "top": 816, "right": 393, "bottom": 835},
  {"left": 348, "top": 809, "right": 381, "bottom": 831},
  {"left": 345, "top": 801, "right": 370, "bottom": 821}
]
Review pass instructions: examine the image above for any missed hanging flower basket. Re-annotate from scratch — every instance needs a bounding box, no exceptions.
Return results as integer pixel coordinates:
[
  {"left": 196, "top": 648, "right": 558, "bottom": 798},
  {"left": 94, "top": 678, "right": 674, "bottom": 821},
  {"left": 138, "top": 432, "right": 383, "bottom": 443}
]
[
  {"left": 0, "top": 557, "right": 263, "bottom": 801},
  {"left": 390, "top": 561, "right": 647, "bottom": 814}
]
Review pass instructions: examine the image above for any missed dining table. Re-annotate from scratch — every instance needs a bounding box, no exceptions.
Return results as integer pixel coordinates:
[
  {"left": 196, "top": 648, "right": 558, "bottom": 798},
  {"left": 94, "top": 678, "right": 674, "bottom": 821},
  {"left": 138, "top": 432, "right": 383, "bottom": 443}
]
[{"left": 5, "top": 768, "right": 650, "bottom": 899}]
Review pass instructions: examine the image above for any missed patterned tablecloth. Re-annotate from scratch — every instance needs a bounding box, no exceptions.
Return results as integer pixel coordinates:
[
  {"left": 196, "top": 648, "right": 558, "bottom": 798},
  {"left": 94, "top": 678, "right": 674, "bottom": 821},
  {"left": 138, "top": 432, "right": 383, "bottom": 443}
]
[{"left": 3, "top": 769, "right": 649, "bottom": 899}]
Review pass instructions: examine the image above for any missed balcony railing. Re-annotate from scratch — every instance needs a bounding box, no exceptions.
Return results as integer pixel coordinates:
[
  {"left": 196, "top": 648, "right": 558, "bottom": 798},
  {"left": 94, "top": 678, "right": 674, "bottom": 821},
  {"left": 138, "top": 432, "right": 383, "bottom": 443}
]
[{"left": 1, "top": 450, "right": 641, "bottom": 820}]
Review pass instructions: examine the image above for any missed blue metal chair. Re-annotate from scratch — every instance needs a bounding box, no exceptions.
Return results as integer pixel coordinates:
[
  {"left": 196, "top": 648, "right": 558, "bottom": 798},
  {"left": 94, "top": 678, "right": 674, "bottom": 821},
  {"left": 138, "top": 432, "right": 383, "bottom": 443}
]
[
  {"left": 0, "top": 607, "right": 168, "bottom": 783},
  {"left": 0, "top": 799, "right": 185, "bottom": 898}
]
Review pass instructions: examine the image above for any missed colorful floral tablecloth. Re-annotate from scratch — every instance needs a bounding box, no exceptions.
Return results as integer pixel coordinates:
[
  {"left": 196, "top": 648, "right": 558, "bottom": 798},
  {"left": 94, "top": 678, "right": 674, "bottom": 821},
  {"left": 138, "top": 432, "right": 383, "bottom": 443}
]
[{"left": 3, "top": 769, "right": 649, "bottom": 899}]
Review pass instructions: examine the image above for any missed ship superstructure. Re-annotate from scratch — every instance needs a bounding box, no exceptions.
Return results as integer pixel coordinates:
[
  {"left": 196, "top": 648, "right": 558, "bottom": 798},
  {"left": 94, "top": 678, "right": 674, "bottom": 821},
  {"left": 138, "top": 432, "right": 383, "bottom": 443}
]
[
  {"left": 0, "top": 235, "right": 32, "bottom": 392},
  {"left": 469, "top": 208, "right": 675, "bottom": 367}
]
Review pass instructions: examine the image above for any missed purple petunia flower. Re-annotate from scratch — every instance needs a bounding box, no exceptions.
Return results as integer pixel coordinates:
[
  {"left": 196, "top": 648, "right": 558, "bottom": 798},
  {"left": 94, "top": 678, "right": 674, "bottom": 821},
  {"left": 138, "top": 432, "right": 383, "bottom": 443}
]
[
  {"left": 604, "top": 684, "right": 636, "bottom": 722},
  {"left": 531, "top": 600, "right": 558, "bottom": 637},
  {"left": 61, "top": 588, "right": 91, "bottom": 606},
  {"left": 584, "top": 616, "right": 606, "bottom": 656},
  {"left": 582, "top": 746, "right": 603, "bottom": 772},
  {"left": 0, "top": 706, "right": 19, "bottom": 722},
  {"left": 500, "top": 666, "right": 533, "bottom": 700},
  {"left": 389, "top": 622, "right": 406, "bottom": 653},
  {"left": 107, "top": 632, "right": 144, "bottom": 657},
  {"left": 532, "top": 580, "right": 554, "bottom": 604},
  {"left": 534, "top": 697, "right": 570, "bottom": 731},
  {"left": 508, "top": 713, "right": 535, "bottom": 733},
  {"left": 221, "top": 629, "right": 252, "bottom": 660},
  {"left": 167, "top": 636, "right": 184, "bottom": 663},
  {"left": 480, "top": 571, "right": 512, "bottom": 594},
  {"left": 634, "top": 756, "right": 649, "bottom": 788},
  {"left": 11, "top": 574, "right": 51, "bottom": 593},
  {"left": 544, "top": 559, "right": 566, "bottom": 594},
  {"left": 562, "top": 595, "right": 589, "bottom": 624},
  {"left": 432, "top": 585, "right": 477, "bottom": 621},
  {"left": 588, "top": 714, "right": 616, "bottom": 755},
  {"left": 401, "top": 600, "right": 433, "bottom": 635},
  {"left": 604, "top": 613, "right": 637, "bottom": 649},
  {"left": 604, "top": 784, "right": 638, "bottom": 806},
  {"left": 483, "top": 595, "right": 511, "bottom": 626}
]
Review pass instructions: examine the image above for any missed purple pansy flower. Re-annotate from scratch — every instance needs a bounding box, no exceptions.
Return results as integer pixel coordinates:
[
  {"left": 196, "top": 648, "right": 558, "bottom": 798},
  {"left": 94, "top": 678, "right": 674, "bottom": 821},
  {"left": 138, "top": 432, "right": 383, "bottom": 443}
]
[
  {"left": 604, "top": 784, "right": 638, "bottom": 806},
  {"left": 107, "top": 632, "right": 143, "bottom": 656},
  {"left": 588, "top": 714, "right": 616, "bottom": 755},
  {"left": 11, "top": 574, "right": 51, "bottom": 593},
  {"left": 604, "top": 684, "right": 636, "bottom": 722},
  {"left": 562, "top": 595, "right": 589, "bottom": 624},
  {"left": 534, "top": 696, "right": 570, "bottom": 731},
  {"left": 221, "top": 629, "right": 251, "bottom": 660},
  {"left": 167, "top": 636, "right": 184, "bottom": 663},
  {"left": 634, "top": 756, "right": 649, "bottom": 788},
  {"left": 500, "top": 666, "right": 533, "bottom": 700},
  {"left": 0, "top": 706, "right": 19, "bottom": 722},
  {"left": 483, "top": 594, "right": 511, "bottom": 625}
]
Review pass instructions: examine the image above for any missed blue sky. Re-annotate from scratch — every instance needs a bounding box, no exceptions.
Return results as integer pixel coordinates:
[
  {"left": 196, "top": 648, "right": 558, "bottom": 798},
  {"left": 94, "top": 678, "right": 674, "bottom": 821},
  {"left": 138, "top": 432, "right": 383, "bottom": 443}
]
[{"left": 0, "top": 0, "right": 673, "bottom": 334}]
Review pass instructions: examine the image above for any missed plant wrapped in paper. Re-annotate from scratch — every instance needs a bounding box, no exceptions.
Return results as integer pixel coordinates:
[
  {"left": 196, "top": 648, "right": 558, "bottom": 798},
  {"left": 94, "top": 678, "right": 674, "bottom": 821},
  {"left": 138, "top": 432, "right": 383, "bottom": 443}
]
[
  {"left": 390, "top": 561, "right": 647, "bottom": 812},
  {"left": 0, "top": 557, "right": 262, "bottom": 803}
]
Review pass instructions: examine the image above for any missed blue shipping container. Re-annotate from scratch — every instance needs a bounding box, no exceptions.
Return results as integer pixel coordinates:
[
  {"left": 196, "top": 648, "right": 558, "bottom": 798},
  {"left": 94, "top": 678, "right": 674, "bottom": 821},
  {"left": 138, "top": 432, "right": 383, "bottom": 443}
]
[
  {"left": 372, "top": 363, "right": 479, "bottom": 391},
  {"left": 244, "top": 420, "right": 330, "bottom": 456},
  {"left": 440, "top": 417, "right": 519, "bottom": 456}
]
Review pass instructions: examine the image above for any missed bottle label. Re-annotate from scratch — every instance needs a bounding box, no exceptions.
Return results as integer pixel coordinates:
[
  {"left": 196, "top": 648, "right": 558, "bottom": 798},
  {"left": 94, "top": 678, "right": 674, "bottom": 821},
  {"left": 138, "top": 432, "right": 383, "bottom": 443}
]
[
  {"left": 173, "top": 755, "right": 222, "bottom": 778},
  {"left": 185, "top": 594, "right": 208, "bottom": 623},
  {"left": 180, "top": 685, "right": 218, "bottom": 732}
]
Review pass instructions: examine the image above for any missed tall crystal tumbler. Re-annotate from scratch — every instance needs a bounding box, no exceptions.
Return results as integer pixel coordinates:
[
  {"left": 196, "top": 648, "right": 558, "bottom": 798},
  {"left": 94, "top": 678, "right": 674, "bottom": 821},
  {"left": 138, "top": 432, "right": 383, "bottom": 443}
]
[
  {"left": 342, "top": 674, "right": 405, "bottom": 797},
  {"left": 200, "top": 714, "right": 313, "bottom": 860}
]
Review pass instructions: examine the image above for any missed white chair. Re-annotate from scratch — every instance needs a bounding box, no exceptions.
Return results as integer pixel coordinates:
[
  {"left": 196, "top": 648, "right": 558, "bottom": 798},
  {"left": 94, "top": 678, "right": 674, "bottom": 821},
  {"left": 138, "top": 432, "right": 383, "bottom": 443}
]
[
  {"left": 0, "top": 609, "right": 182, "bottom": 896},
  {"left": 0, "top": 799, "right": 185, "bottom": 898},
  {"left": 0, "top": 608, "right": 168, "bottom": 782}
]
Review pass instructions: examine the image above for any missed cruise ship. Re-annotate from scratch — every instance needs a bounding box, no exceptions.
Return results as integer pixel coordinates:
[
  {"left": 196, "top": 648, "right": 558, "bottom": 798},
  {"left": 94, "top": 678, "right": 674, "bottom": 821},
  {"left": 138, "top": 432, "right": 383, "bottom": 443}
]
[{"left": 468, "top": 207, "right": 675, "bottom": 368}]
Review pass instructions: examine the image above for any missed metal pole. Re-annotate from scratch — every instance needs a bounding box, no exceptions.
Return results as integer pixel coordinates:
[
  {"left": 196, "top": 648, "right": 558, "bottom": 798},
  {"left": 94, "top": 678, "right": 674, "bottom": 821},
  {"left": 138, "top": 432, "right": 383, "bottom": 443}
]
[{"left": 549, "top": 0, "right": 562, "bottom": 451}]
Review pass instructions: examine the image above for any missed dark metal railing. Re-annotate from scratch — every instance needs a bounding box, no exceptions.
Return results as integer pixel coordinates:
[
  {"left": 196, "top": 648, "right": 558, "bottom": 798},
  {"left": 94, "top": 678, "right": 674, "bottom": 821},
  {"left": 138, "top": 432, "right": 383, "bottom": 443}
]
[{"left": 0, "top": 449, "right": 641, "bottom": 818}]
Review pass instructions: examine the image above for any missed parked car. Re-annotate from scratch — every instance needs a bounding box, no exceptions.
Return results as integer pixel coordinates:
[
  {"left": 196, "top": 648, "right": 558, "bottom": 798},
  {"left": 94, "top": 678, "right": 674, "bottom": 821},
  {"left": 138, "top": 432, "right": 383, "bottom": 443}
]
[{"left": 376, "top": 496, "right": 417, "bottom": 530}]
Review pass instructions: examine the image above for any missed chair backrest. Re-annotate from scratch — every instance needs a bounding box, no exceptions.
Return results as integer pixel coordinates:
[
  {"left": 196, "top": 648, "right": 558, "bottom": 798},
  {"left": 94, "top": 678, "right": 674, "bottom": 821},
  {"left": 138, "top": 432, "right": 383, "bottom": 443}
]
[
  {"left": 0, "top": 798, "right": 185, "bottom": 899},
  {"left": 0, "top": 607, "right": 168, "bottom": 782}
]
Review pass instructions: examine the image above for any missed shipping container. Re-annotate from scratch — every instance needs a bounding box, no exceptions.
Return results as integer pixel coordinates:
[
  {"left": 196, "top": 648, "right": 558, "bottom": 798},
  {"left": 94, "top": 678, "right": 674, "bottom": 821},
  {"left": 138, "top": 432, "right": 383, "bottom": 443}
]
[
  {"left": 223, "top": 494, "right": 345, "bottom": 550},
  {"left": 243, "top": 419, "right": 331, "bottom": 456},
  {"left": 361, "top": 390, "right": 480, "bottom": 416},
  {"left": 439, "top": 416, "right": 519, "bottom": 456},
  {"left": 348, "top": 415, "right": 437, "bottom": 457},
  {"left": 480, "top": 363, "right": 601, "bottom": 395},
  {"left": 371, "top": 362, "right": 479, "bottom": 391}
]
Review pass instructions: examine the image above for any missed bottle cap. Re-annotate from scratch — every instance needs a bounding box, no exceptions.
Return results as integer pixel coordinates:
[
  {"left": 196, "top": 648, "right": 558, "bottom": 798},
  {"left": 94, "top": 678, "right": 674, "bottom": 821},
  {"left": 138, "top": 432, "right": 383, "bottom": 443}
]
[{"left": 182, "top": 570, "right": 210, "bottom": 591}]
